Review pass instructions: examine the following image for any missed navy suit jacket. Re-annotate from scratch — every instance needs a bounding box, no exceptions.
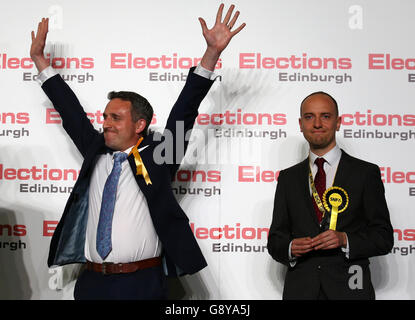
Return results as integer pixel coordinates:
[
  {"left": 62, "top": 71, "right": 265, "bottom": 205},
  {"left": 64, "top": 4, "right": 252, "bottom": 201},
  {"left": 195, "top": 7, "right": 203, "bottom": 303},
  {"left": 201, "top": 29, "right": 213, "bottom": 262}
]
[
  {"left": 42, "top": 67, "right": 213, "bottom": 277},
  {"left": 267, "top": 150, "right": 394, "bottom": 299}
]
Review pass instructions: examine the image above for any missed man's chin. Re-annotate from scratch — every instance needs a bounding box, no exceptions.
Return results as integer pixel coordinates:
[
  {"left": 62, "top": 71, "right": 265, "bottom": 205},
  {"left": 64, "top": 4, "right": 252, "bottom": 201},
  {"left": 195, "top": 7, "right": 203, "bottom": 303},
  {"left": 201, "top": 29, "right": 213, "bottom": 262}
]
[
  {"left": 309, "top": 140, "right": 330, "bottom": 150},
  {"left": 309, "top": 140, "right": 338, "bottom": 153},
  {"left": 104, "top": 140, "right": 119, "bottom": 151}
]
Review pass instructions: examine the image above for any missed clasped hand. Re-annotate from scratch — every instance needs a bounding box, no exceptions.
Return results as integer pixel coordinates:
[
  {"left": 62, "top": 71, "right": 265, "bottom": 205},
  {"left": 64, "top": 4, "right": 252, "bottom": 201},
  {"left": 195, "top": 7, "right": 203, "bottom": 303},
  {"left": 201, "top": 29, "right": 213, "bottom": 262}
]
[{"left": 291, "top": 230, "right": 347, "bottom": 257}]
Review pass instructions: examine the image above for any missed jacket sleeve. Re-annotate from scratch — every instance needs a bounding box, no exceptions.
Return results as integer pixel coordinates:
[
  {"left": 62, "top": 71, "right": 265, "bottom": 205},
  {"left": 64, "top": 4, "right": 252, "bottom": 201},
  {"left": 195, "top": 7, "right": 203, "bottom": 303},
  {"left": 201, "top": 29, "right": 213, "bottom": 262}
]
[
  {"left": 163, "top": 67, "right": 214, "bottom": 176},
  {"left": 41, "top": 74, "right": 100, "bottom": 158},
  {"left": 267, "top": 170, "right": 292, "bottom": 266},
  {"left": 347, "top": 165, "right": 394, "bottom": 259}
]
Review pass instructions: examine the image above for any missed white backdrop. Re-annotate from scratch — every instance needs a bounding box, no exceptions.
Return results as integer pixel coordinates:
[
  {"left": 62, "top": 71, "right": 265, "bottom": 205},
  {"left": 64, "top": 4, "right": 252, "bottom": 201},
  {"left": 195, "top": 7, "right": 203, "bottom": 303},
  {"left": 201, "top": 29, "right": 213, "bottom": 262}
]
[{"left": 0, "top": 0, "right": 414, "bottom": 299}]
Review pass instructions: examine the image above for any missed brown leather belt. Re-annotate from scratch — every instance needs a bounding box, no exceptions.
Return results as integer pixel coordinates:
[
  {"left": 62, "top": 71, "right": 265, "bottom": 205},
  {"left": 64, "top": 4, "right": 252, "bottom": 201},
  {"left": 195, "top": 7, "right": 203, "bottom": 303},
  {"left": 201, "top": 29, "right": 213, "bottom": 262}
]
[{"left": 85, "top": 257, "right": 162, "bottom": 275}]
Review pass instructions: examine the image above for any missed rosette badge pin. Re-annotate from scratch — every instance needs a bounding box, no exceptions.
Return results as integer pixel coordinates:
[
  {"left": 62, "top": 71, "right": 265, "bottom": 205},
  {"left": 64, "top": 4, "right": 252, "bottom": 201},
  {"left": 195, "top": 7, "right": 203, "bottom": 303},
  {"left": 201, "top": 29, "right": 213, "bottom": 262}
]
[{"left": 322, "top": 187, "right": 349, "bottom": 230}]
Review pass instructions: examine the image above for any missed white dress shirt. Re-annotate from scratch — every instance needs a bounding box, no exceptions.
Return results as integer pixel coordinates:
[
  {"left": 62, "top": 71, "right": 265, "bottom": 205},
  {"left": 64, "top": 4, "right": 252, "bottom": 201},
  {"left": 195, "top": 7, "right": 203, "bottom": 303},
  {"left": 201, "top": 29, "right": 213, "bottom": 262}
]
[
  {"left": 85, "top": 147, "right": 161, "bottom": 263},
  {"left": 309, "top": 144, "right": 342, "bottom": 192},
  {"left": 37, "top": 64, "right": 216, "bottom": 263}
]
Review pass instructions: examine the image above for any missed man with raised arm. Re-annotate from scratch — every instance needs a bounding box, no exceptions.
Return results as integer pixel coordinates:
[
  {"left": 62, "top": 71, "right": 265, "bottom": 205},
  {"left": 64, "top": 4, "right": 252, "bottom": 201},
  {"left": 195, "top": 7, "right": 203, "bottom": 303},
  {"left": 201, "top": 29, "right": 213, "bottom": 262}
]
[{"left": 30, "top": 4, "right": 245, "bottom": 300}]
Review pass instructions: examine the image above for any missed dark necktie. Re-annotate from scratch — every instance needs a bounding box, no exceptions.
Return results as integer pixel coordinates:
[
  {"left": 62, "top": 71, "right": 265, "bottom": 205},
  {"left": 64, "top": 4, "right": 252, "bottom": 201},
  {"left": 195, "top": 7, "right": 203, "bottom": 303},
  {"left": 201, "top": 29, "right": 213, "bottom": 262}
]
[
  {"left": 312, "top": 157, "right": 326, "bottom": 223},
  {"left": 96, "top": 152, "right": 128, "bottom": 260}
]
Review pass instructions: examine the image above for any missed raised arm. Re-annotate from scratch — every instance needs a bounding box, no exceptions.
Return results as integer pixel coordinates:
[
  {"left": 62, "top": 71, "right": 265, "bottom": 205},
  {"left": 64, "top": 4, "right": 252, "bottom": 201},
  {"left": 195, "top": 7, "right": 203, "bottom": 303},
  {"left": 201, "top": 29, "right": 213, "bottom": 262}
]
[
  {"left": 164, "top": 4, "right": 245, "bottom": 175},
  {"left": 30, "top": 17, "right": 100, "bottom": 158}
]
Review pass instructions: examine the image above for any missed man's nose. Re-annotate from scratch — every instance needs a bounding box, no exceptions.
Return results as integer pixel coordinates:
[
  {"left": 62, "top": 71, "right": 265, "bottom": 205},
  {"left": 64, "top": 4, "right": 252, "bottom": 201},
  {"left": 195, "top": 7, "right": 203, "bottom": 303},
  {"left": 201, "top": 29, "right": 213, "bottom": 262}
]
[
  {"left": 313, "top": 117, "right": 322, "bottom": 128},
  {"left": 103, "top": 117, "right": 112, "bottom": 128}
]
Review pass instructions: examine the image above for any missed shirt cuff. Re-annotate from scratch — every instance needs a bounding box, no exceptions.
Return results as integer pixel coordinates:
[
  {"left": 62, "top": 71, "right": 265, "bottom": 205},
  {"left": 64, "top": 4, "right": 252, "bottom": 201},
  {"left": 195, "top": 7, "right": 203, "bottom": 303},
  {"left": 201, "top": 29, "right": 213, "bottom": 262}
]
[
  {"left": 288, "top": 241, "right": 297, "bottom": 267},
  {"left": 194, "top": 64, "right": 219, "bottom": 81},
  {"left": 35, "top": 66, "right": 58, "bottom": 85},
  {"left": 341, "top": 233, "right": 350, "bottom": 259},
  {"left": 37, "top": 65, "right": 216, "bottom": 84}
]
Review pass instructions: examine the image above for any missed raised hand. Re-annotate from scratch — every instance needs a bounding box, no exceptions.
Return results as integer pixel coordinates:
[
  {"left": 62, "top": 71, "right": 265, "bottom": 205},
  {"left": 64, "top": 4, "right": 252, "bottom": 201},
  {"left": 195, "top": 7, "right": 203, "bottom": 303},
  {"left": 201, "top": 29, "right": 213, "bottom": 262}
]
[
  {"left": 30, "top": 17, "right": 50, "bottom": 72},
  {"left": 199, "top": 3, "right": 246, "bottom": 71}
]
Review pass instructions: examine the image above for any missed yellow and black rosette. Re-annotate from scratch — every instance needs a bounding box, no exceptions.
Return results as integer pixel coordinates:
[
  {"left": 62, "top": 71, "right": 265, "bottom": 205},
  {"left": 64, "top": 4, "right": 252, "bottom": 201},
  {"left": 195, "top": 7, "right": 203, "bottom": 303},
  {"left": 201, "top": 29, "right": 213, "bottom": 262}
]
[{"left": 322, "top": 186, "right": 349, "bottom": 230}]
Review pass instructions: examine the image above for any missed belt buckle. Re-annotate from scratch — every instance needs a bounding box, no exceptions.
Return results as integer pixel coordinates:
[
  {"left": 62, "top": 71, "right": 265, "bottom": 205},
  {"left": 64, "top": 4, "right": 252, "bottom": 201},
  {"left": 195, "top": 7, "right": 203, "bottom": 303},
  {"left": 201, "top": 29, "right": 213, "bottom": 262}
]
[{"left": 101, "top": 262, "right": 113, "bottom": 275}]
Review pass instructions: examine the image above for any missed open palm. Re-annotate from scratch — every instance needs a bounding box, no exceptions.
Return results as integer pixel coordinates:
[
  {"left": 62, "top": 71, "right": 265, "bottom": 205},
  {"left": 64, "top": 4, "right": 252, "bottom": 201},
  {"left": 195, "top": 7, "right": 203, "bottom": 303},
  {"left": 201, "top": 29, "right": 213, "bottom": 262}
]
[
  {"left": 30, "top": 17, "right": 50, "bottom": 72},
  {"left": 199, "top": 4, "right": 246, "bottom": 54}
]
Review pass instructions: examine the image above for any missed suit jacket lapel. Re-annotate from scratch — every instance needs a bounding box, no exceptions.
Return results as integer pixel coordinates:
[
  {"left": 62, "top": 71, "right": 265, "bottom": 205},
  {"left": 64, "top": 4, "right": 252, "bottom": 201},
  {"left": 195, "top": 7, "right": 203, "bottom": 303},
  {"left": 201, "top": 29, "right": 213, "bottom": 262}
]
[
  {"left": 78, "top": 135, "right": 107, "bottom": 180},
  {"left": 333, "top": 150, "right": 351, "bottom": 188},
  {"left": 327, "top": 150, "right": 354, "bottom": 231}
]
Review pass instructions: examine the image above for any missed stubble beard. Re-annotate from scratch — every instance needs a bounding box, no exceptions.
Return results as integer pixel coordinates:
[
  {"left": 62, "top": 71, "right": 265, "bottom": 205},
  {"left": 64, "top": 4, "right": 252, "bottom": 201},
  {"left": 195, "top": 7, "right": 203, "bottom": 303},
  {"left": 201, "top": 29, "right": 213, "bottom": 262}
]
[{"left": 306, "top": 133, "right": 336, "bottom": 153}]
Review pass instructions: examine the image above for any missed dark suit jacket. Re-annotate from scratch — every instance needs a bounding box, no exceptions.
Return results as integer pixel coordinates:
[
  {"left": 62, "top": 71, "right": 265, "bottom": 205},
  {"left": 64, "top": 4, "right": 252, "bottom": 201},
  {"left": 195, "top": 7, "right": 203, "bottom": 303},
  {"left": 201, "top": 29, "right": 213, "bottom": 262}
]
[
  {"left": 267, "top": 150, "right": 394, "bottom": 299},
  {"left": 42, "top": 67, "right": 213, "bottom": 277}
]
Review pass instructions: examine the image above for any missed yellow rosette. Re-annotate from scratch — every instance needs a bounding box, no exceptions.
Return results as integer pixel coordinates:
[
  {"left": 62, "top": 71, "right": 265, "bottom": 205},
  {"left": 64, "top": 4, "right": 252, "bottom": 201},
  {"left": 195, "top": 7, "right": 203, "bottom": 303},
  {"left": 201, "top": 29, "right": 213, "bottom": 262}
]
[
  {"left": 322, "top": 187, "right": 349, "bottom": 230},
  {"left": 129, "top": 137, "right": 152, "bottom": 185}
]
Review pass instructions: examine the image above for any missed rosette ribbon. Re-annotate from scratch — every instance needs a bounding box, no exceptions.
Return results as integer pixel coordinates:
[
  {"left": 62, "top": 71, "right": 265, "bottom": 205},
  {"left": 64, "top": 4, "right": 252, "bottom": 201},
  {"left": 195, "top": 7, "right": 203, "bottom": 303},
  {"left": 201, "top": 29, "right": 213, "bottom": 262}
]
[{"left": 129, "top": 137, "right": 152, "bottom": 185}]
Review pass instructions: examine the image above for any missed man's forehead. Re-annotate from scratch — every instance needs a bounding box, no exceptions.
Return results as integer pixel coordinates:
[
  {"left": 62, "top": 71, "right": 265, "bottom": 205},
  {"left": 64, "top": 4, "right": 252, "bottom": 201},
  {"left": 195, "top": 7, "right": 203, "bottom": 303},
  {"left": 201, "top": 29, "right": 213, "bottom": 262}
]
[
  {"left": 104, "top": 99, "right": 132, "bottom": 112},
  {"left": 301, "top": 94, "right": 337, "bottom": 114},
  {"left": 303, "top": 93, "right": 334, "bottom": 105}
]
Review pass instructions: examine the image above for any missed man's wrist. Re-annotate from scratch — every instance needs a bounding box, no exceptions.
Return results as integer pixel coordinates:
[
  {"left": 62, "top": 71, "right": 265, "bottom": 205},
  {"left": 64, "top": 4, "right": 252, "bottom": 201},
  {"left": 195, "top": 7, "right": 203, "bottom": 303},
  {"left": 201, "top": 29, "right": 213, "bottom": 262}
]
[
  {"left": 341, "top": 232, "right": 347, "bottom": 248},
  {"left": 200, "top": 47, "right": 221, "bottom": 71},
  {"left": 341, "top": 232, "right": 350, "bottom": 259},
  {"left": 31, "top": 56, "right": 50, "bottom": 74},
  {"left": 35, "top": 66, "right": 57, "bottom": 85},
  {"left": 194, "top": 64, "right": 219, "bottom": 81}
]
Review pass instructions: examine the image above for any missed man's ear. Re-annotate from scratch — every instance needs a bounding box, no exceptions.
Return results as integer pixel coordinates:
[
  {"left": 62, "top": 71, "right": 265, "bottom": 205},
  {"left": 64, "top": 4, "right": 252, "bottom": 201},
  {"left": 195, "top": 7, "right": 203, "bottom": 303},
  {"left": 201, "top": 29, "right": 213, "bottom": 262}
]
[
  {"left": 298, "top": 118, "right": 303, "bottom": 132},
  {"left": 336, "top": 116, "right": 342, "bottom": 131},
  {"left": 135, "top": 119, "right": 147, "bottom": 135}
]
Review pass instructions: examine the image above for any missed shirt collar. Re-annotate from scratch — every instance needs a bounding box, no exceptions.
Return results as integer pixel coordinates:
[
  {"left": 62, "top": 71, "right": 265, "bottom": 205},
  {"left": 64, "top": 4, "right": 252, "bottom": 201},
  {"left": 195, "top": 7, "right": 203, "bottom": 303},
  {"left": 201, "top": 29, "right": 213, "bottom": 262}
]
[
  {"left": 309, "top": 144, "right": 341, "bottom": 167},
  {"left": 122, "top": 146, "right": 134, "bottom": 155},
  {"left": 111, "top": 146, "right": 133, "bottom": 159}
]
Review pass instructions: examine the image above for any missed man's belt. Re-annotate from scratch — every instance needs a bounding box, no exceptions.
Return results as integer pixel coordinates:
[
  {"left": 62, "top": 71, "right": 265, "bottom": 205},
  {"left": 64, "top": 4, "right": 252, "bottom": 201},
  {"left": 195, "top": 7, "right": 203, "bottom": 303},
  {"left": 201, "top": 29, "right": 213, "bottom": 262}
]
[{"left": 85, "top": 257, "right": 162, "bottom": 275}]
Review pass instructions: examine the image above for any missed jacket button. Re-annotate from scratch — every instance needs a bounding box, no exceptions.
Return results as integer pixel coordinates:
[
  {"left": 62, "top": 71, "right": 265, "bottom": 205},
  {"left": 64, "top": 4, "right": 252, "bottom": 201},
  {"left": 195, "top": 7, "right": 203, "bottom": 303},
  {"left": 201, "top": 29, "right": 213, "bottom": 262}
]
[{"left": 317, "top": 265, "right": 321, "bottom": 270}]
